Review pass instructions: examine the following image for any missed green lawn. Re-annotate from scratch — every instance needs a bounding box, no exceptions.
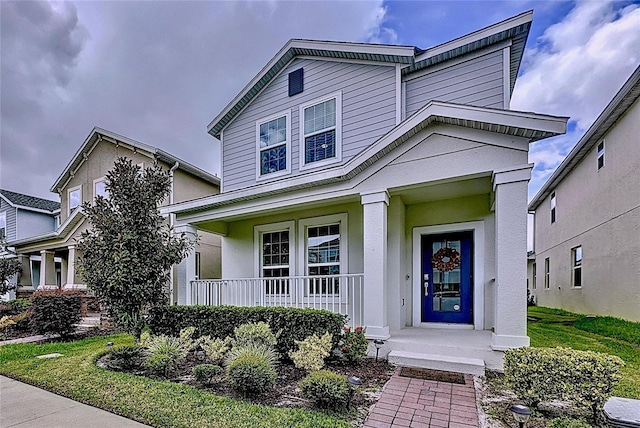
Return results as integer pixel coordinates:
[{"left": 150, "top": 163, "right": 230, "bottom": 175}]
[
  {"left": 0, "top": 334, "right": 349, "bottom": 428},
  {"left": 528, "top": 306, "right": 640, "bottom": 399}
]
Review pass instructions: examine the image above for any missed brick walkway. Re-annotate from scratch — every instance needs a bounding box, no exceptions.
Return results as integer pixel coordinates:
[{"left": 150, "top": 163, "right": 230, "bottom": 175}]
[{"left": 364, "top": 369, "right": 479, "bottom": 428}]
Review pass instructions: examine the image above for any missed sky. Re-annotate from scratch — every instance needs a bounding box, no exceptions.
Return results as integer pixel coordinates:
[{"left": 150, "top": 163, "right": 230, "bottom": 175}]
[{"left": 1, "top": 0, "right": 639, "bottom": 203}]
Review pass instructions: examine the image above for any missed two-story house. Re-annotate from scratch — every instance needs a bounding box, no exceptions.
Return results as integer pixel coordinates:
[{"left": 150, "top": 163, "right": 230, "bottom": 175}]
[
  {"left": 11, "top": 127, "right": 222, "bottom": 304},
  {"left": 1, "top": 189, "right": 60, "bottom": 300},
  {"left": 528, "top": 65, "right": 640, "bottom": 322},
  {"left": 166, "top": 11, "right": 568, "bottom": 373}
]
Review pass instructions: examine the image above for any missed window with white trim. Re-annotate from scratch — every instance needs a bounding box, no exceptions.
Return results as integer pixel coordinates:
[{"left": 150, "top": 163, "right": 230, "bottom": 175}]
[
  {"left": 572, "top": 246, "right": 582, "bottom": 288},
  {"left": 300, "top": 92, "right": 342, "bottom": 169},
  {"left": 597, "top": 141, "right": 605, "bottom": 170},
  {"left": 195, "top": 252, "right": 201, "bottom": 280},
  {"left": 0, "top": 211, "right": 6, "bottom": 240},
  {"left": 68, "top": 186, "right": 82, "bottom": 216},
  {"left": 256, "top": 222, "right": 294, "bottom": 295},
  {"left": 544, "top": 257, "right": 550, "bottom": 289},
  {"left": 94, "top": 178, "right": 108, "bottom": 199},
  {"left": 550, "top": 192, "right": 556, "bottom": 224},
  {"left": 532, "top": 262, "right": 537, "bottom": 290},
  {"left": 256, "top": 111, "right": 291, "bottom": 179}
]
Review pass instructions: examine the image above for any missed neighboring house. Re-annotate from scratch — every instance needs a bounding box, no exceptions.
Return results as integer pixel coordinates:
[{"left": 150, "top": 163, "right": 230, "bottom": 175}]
[
  {"left": 10, "top": 127, "right": 222, "bottom": 303},
  {"left": 165, "top": 11, "right": 567, "bottom": 372},
  {"left": 0, "top": 189, "right": 60, "bottom": 300},
  {"left": 528, "top": 65, "right": 640, "bottom": 322}
]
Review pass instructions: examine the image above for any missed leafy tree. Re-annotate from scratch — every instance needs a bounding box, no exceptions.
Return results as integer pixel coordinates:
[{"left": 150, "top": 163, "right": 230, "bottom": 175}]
[
  {"left": 77, "top": 158, "right": 195, "bottom": 342},
  {"left": 0, "top": 256, "right": 22, "bottom": 295}
]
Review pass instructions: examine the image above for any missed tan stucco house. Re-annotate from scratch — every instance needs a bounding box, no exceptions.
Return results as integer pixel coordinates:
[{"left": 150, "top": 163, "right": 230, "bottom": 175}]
[
  {"left": 165, "top": 11, "right": 568, "bottom": 373},
  {"left": 10, "top": 127, "right": 221, "bottom": 304},
  {"left": 528, "top": 65, "right": 640, "bottom": 322}
]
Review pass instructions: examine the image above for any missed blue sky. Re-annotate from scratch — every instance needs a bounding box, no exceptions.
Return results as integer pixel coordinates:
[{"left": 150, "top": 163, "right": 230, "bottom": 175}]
[{"left": 1, "top": 1, "right": 639, "bottom": 201}]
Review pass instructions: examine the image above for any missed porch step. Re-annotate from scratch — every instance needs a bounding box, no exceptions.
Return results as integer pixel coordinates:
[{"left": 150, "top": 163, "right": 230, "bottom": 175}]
[
  {"left": 77, "top": 316, "right": 100, "bottom": 329},
  {"left": 388, "top": 350, "right": 485, "bottom": 376}
]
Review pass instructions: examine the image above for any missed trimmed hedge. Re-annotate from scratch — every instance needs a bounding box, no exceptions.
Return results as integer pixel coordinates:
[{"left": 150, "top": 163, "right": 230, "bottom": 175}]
[
  {"left": 148, "top": 305, "right": 346, "bottom": 356},
  {"left": 30, "top": 290, "right": 82, "bottom": 337}
]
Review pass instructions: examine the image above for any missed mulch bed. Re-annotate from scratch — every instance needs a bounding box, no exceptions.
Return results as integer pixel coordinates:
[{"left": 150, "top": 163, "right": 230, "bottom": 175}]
[{"left": 399, "top": 367, "right": 466, "bottom": 384}]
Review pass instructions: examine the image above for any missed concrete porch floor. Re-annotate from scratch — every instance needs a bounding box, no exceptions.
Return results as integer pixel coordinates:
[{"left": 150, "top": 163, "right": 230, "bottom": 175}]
[{"left": 374, "top": 328, "right": 504, "bottom": 375}]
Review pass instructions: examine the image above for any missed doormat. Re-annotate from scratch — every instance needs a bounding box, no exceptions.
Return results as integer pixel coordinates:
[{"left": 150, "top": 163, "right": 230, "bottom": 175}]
[{"left": 399, "top": 367, "right": 465, "bottom": 384}]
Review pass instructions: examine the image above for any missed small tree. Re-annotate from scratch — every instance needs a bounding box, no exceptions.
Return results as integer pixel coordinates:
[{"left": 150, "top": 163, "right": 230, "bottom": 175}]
[
  {"left": 77, "top": 158, "right": 195, "bottom": 342},
  {"left": 0, "top": 255, "right": 22, "bottom": 295}
]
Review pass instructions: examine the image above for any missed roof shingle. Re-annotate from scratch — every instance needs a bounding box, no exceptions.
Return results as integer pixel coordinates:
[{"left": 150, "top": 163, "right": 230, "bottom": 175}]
[{"left": 0, "top": 189, "right": 60, "bottom": 213}]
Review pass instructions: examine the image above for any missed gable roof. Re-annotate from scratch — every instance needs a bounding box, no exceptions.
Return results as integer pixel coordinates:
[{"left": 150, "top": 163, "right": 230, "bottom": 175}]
[
  {"left": 207, "top": 11, "right": 533, "bottom": 139},
  {"left": 0, "top": 189, "right": 60, "bottom": 213},
  {"left": 51, "top": 127, "right": 220, "bottom": 193},
  {"left": 528, "top": 64, "right": 640, "bottom": 211},
  {"left": 172, "top": 101, "right": 567, "bottom": 217}
]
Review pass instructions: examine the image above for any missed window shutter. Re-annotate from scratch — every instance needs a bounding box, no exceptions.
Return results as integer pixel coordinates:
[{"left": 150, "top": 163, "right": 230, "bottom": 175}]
[{"left": 288, "top": 68, "right": 303, "bottom": 96}]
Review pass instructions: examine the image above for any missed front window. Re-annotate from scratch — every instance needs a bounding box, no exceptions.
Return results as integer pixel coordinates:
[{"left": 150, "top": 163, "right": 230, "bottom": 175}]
[
  {"left": 261, "top": 230, "right": 290, "bottom": 294},
  {"left": 68, "top": 186, "right": 81, "bottom": 215},
  {"left": 544, "top": 258, "right": 550, "bottom": 289},
  {"left": 0, "top": 211, "right": 6, "bottom": 239},
  {"left": 300, "top": 92, "right": 342, "bottom": 169},
  {"left": 256, "top": 111, "right": 290, "bottom": 179},
  {"left": 307, "top": 224, "right": 340, "bottom": 294},
  {"left": 572, "top": 246, "right": 582, "bottom": 287},
  {"left": 195, "top": 252, "right": 201, "bottom": 280}
]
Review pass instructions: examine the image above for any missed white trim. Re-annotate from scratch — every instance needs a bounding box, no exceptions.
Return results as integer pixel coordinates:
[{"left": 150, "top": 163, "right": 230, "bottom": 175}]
[
  {"left": 0, "top": 211, "right": 6, "bottom": 239},
  {"left": 296, "top": 55, "right": 400, "bottom": 68},
  {"left": 395, "top": 64, "right": 402, "bottom": 125},
  {"left": 255, "top": 110, "right": 292, "bottom": 181},
  {"left": 503, "top": 46, "right": 511, "bottom": 108},
  {"left": 298, "top": 91, "right": 343, "bottom": 171},
  {"left": 401, "top": 81, "right": 407, "bottom": 121},
  {"left": 254, "top": 220, "right": 296, "bottom": 278},
  {"left": 67, "top": 185, "right": 82, "bottom": 217},
  {"left": 219, "top": 129, "right": 225, "bottom": 193},
  {"left": 412, "top": 221, "right": 485, "bottom": 330},
  {"left": 298, "top": 213, "right": 348, "bottom": 281}
]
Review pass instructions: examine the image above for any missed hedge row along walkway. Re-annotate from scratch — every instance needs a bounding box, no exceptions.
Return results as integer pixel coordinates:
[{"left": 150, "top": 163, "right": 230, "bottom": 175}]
[{"left": 364, "top": 369, "right": 479, "bottom": 428}]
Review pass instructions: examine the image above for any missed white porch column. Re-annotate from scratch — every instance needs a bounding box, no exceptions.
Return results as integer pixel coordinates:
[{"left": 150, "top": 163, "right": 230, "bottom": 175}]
[
  {"left": 65, "top": 246, "right": 75, "bottom": 287},
  {"left": 361, "top": 191, "right": 390, "bottom": 339},
  {"left": 40, "top": 250, "right": 57, "bottom": 289},
  {"left": 174, "top": 224, "right": 198, "bottom": 305},
  {"left": 491, "top": 165, "right": 532, "bottom": 350}
]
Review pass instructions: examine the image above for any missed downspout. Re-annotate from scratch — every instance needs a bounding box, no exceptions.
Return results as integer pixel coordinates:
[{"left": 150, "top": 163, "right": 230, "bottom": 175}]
[{"left": 169, "top": 162, "right": 179, "bottom": 304}]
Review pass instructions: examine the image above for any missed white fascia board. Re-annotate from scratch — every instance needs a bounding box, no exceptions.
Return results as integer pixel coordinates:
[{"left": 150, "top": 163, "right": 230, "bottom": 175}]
[
  {"left": 13, "top": 205, "right": 59, "bottom": 215},
  {"left": 168, "top": 102, "right": 567, "bottom": 217},
  {"left": 415, "top": 10, "right": 532, "bottom": 62}
]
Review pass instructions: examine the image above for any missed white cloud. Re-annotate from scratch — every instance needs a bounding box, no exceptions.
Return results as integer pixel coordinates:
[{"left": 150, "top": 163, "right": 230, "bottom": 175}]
[{"left": 512, "top": 1, "right": 640, "bottom": 197}]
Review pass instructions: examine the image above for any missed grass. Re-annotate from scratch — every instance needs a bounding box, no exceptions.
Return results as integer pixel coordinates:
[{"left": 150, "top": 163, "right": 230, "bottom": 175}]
[
  {"left": 528, "top": 306, "right": 640, "bottom": 399},
  {"left": 0, "top": 334, "right": 349, "bottom": 428}
]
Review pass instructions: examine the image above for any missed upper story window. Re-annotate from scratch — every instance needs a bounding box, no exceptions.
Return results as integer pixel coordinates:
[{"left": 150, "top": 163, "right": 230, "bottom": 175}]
[
  {"left": 54, "top": 215, "right": 60, "bottom": 229},
  {"left": 572, "top": 246, "right": 582, "bottom": 288},
  {"left": 550, "top": 192, "right": 556, "bottom": 224},
  {"left": 0, "top": 211, "right": 6, "bottom": 240},
  {"left": 94, "top": 178, "right": 108, "bottom": 199},
  {"left": 256, "top": 111, "right": 291, "bottom": 179},
  {"left": 68, "top": 185, "right": 82, "bottom": 216},
  {"left": 300, "top": 92, "right": 342, "bottom": 170},
  {"left": 597, "top": 141, "right": 605, "bottom": 170}
]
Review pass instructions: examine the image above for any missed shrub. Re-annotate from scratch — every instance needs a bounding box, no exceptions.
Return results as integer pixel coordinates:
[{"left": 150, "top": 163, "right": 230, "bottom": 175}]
[
  {"left": 192, "top": 364, "right": 223, "bottom": 384},
  {"left": 290, "top": 332, "right": 332, "bottom": 371},
  {"left": 147, "top": 305, "right": 346, "bottom": 357},
  {"left": 225, "top": 344, "right": 277, "bottom": 395},
  {"left": 30, "top": 290, "right": 82, "bottom": 337},
  {"left": 233, "top": 321, "right": 277, "bottom": 349},
  {"left": 109, "top": 345, "right": 146, "bottom": 370},
  {"left": 0, "top": 315, "right": 16, "bottom": 329},
  {"left": 340, "top": 326, "right": 368, "bottom": 363},
  {"left": 177, "top": 326, "right": 201, "bottom": 355},
  {"left": 504, "top": 347, "right": 624, "bottom": 419},
  {"left": 546, "top": 418, "right": 592, "bottom": 428},
  {"left": 144, "top": 335, "right": 188, "bottom": 377},
  {"left": 11, "top": 311, "right": 31, "bottom": 332},
  {"left": 200, "top": 336, "right": 231, "bottom": 364},
  {"left": 299, "top": 370, "right": 354, "bottom": 409}
]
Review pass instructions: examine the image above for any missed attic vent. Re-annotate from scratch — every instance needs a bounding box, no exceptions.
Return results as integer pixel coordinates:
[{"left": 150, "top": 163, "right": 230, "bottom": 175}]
[{"left": 288, "top": 68, "right": 303, "bottom": 96}]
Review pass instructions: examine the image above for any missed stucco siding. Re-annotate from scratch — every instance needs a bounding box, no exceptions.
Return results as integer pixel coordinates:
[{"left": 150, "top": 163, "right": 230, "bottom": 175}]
[
  {"left": 404, "top": 49, "right": 504, "bottom": 118},
  {"left": 16, "top": 210, "right": 56, "bottom": 240},
  {"left": 1, "top": 200, "right": 16, "bottom": 241},
  {"left": 531, "top": 98, "right": 640, "bottom": 321},
  {"left": 172, "top": 169, "right": 219, "bottom": 203},
  {"left": 222, "top": 58, "right": 397, "bottom": 192}
]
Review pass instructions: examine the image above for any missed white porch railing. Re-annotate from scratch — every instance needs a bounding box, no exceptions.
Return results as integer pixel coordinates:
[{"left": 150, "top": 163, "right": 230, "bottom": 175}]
[{"left": 188, "top": 274, "right": 364, "bottom": 327}]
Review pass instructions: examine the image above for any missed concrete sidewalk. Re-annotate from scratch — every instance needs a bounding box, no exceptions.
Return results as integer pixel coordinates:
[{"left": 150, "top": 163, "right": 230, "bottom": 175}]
[{"left": 0, "top": 376, "right": 151, "bottom": 428}]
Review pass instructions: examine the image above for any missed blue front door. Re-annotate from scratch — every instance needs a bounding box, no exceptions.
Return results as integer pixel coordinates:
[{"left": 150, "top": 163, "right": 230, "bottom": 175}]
[{"left": 421, "top": 232, "right": 473, "bottom": 323}]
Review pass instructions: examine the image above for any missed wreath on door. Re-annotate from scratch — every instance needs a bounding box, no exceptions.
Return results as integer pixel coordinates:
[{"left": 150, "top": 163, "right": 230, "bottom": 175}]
[{"left": 432, "top": 247, "right": 461, "bottom": 272}]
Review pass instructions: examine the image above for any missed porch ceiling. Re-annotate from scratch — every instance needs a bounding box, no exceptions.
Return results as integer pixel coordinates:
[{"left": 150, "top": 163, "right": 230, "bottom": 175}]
[{"left": 390, "top": 175, "right": 492, "bottom": 205}]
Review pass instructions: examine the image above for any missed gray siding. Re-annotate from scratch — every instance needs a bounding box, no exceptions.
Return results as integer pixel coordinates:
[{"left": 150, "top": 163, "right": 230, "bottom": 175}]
[
  {"left": 404, "top": 49, "right": 504, "bottom": 118},
  {"left": 222, "top": 58, "right": 397, "bottom": 192},
  {"left": 16, "top": 209, "right": 56, "bottom": 240},
  {"left": 0, "top": 199, "right": 16, "bottom": 241}
]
